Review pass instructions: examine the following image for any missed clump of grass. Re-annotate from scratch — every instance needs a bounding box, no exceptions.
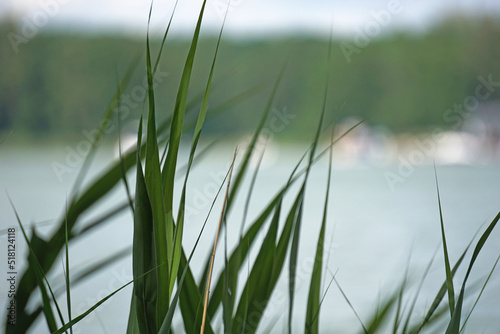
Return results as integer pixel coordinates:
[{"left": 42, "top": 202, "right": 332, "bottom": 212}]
[{"left": 6, "top": 2, "right": 500, "bottom": 334}]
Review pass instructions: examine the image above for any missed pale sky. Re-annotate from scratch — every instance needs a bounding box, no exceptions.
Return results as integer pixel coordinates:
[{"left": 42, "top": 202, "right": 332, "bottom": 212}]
[{"left": 1, "top": 0, "right": 499, "bottom": 37}]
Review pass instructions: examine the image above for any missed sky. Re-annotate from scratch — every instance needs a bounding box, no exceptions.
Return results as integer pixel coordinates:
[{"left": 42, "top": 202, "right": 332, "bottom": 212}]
[{"left": 1, "top": 0, "right": 500, "bottom": 37}]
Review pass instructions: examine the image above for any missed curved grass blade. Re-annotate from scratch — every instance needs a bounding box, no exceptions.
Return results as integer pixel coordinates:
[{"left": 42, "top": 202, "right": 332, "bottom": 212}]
[
  {"left": 152, "top": 0, "right": 179, "bottom": 74},
  {"left": 14, "top": 84, "right": 265, "bottom": 331},
  {"left": 334, "top": 277, "right": 368, "bottom": 334},
  {"left": 206, "top": 128, "right": 351, "bottom": 321},
  {"left": 8, "top": 198, "right": 64, "bottom": 333},
  {"left": 54, "top": 248, "right": 132, "bottom": 297},
  {"left": 160, "top": 0, "right": 209, "bottom": 237},
  {"left": 400, "top": 250, "right": 437, "bottom": 334},
  {"left": 305, "top": 131, "right": 334, "bottom": 334},
  {"left": 70, "top": 53, "right": 141, "bottom": 201},
  {"left": 200, "top": 149, "right": 236, "bottom": 334},
  {"left": 170, "top": 0, "right": 228, "bottom": 299},
  {"left": 445, "top": 211, "right": 500, "bottom": 334},
  {"left": 364, "top": 292, "right": 399, "bottom": 334},
  {"left": 12, "top": 40, "right": 262, "bottom": 334},
  {"left": 232, "top": 192, "right": 282, "bottom": 334},
  {"left": 0, "top": 129, "right": 13, "bottom": 145},
  {"left": 310, "top": 268, "right": 337, "bottom": 329},
  {"left": 225, "top": 64, "right": 286, "bottom": 214},
  {"left": 115, "top": 75, "right": 135, "bottom": 215},
  {"left": 288, "top": 41, "right": 330, "bottom": 333},
  {"left": 434, "top": 164, "right": 455, "bottom": 316},
  {"left": 392, "top": 257, "right": 411, "bottom": 334},
  {"left": 53, "top": 264, "right": 164, "bottom": 334},
  {"left": 176, "top": 160, "right": 235, "bottom": 334},
  {"left": 233, "top": 152, "right": 308, "bottom": 333},
  {"left": 459, "top": 254, "right": 500, "bottom": 333},
  {"left": 207, "top": 150, "right": 308, "bottom": 319},
  {"left": 176, "top": 162, "right": 234, "bottom": 334},
  {"left": 410, "top": 242, "right": 471, "bottom": 334},
  {"left": 158, "top": 160, "right": 233, "bottom": 334},
  {"left": 63, "top": 202, "right": 73, "bottom": 334},
  {"left": 225, "top": 144, "right": 266, "bottom": 332},
  {"left": 130, "top": 117, "right": 158, "bottom": 333},
  {"left": 145, "top": 5, "right": 171, "bottom": 326},
  {"left": 126, "top": 295, "right": 140, "bottom": 334}
]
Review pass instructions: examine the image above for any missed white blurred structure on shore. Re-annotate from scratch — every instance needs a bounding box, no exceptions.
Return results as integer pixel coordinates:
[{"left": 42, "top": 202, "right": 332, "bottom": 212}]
[{"left": 331, "top": 102, "right": 500, "bottom": 167}]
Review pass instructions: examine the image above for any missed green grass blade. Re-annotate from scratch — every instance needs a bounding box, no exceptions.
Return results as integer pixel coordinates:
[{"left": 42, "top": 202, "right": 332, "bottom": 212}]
[
  {"left": 232, "top": 198, "right": 281, "bottom": 334},
  {"left": 170, "top": 1, "right": 227, "bottom": 300},
  {"left": 288, "top": 194, "right": 304, "bottom": 333},
  {"left": 8, "top": 198, "right": 62, "bottom": 332},
  {"left": 54, "top": 248, "right": 131, "bottom": 297},
  {"left": 400, "top": 250, "right": 437, "bottom": 334},
  {"left": 174, "top": 160, "right": 234, "bottom": 334},
  {"left": 315, "top": 269, "right": 337, "bottom": 326},
  {"left": 271, "top": 190, "right": 303, "bottom": 285},
  {"left": 176, "top": 164, "right": 234, "bottom": 334},
  {"left": 145, "top": 5, "right": 171, "bottom": 326},
  {"left": 434, "top": 165, "right": 455, "bottom": 316},
  {"left": 159, "top": 0, "right": 210, "bottom": 306},
  {"left": 234, "top": 154, "right": 306, "bottom": 331},
  {"left": 445, "top": 211, "right": 500, "bottom": 334},
  {"left": 289, "top": 37, "right": 333, "bottom": 332},
  {"left": 53, "top": 264, "right": 162, "bottom": 334},
  {"left": 130, "top": 117, "right": 158, "bottom": 333},
  {"left": 225, "top": 65, "right": 286, "bottom": 214},
  {"left": 70, "top": 53, "right": 141, "bottom": 200},
  {"left": 126, "top": 294, "right": 140, "bottom": 334},
  {"left": 159, "top": 164, "right": 232, "bottom": 334},
  {"left": 188, "top": 4, "right": 226, "bottom": 168},
  {"left": 13, "top": 38, "right": 259, "bottom": 334},
  {"left": 240, "top": 146, "right": 266, "bottom": 237},
  {"left": 201, "top": 150, "right": 236, "bottom": 334},
  {"left": 410, "top": 243, "right": 471, "bottom": 334},
  {"left": 392, "top": 257, "right": 411, "bottom": 334},
  {"left": 152, "top": 0, "right": 179, "bottom": 74},
  {"left": 14, "top": 84, "right": 265, "bottom": 333},
  {"left": 161, "top": 0, "right": 208, "bottom": 226},
  {"left": 64, "top": 203, "right": 73, "bottom": 334},
  {"left": 364, "top": 292, "right": 399, "bottom": 334},
  {"left": 289, "top": 60, "right": 329, "bottom": 334},
  {"left": 116, "top": 78, "right": 135, "bottom": 215},
  {"left": 0, "top": 130, "right": 13, "bottom": 145},
  {"left": 334, "top": 277, "right": 368, "bottom": 334},
  {"left": 207, "top": 173, "right": 299, "bottom": 318},
  {"left": 207, "top": 146, "right": 318, "bottom": 319},
  {"left": 30, "top": 235, "right": 59, "bottom": 332},
  {"left": 216, "top": 146, "right": 267, "bottom": 333},
  {"left": 459, "top": 254, "right": 500, "bottom": 333},
  {"left": 305, "top": 132, "right": 334, "bottom": 334}
]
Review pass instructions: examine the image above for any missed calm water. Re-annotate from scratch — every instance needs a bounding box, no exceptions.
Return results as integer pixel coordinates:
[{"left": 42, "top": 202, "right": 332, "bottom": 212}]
[{"left": 1, "top": 143, "right": 499, "bottom": 333}]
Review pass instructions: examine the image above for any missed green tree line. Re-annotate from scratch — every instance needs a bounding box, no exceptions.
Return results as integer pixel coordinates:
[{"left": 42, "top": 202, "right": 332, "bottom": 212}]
[{"left": 1, "top": 15, "right": 499, "bottom": 140}]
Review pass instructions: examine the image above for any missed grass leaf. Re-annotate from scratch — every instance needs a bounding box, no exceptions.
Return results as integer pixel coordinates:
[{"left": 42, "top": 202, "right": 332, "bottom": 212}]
[
  {"left": 445, "top": 211, "right": 500, "bottom": 334},
  {"left": 434, "top": 164, "right": 455, "bottom": 316},
  {"left": 305, "top": 131, "right": 334, "bottom": 334}
]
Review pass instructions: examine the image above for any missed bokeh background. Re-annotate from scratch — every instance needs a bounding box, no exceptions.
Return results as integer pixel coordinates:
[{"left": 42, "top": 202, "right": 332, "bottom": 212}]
[{"left": 1, "top": 0, "right": 500, "bottom": 333}]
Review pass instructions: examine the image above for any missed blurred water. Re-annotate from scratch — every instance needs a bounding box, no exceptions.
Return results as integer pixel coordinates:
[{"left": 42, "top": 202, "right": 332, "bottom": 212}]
[{"left": 0, "top": 143, "right": 499, "bottom": 333}]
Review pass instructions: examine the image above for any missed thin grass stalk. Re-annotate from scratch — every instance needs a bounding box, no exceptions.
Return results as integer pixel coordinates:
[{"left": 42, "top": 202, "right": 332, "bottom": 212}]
[
  {"left": 201, "top": 149, "right": 237, "bottom": 334},
  {"left": 8, "top": 196, "right": 66, "bottom": 332},
  {"left": 459, "top": 254, "right": 500, "bottom": 333},
  {"left": 434, "top": 163, "right": 455, "bottom": 316},
  {"left": 64, "top": 201, "right": 73, "bottom": 334},
  {"left": 334, "top": 277, "right": 368, "bottom": 334},
  {"left": 445, "top": 211, "right": 500, "bottom": 334}
]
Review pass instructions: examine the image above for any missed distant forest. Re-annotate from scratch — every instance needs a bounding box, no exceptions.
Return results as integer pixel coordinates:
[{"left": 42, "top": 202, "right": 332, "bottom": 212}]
[{"left": 1, "top": 15, "right": 499, "bottom": 141}]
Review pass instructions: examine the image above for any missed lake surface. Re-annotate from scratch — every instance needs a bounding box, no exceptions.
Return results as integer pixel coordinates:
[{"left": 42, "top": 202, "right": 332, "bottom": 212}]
[{"left": 1, "top": 143, "right": 499, "bottom": 333}]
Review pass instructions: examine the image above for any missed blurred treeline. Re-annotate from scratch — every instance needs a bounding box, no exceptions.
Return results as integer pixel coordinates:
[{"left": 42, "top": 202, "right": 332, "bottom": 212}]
[{"left": 0, "top": 15, "right": 499, "bottom": 141}]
